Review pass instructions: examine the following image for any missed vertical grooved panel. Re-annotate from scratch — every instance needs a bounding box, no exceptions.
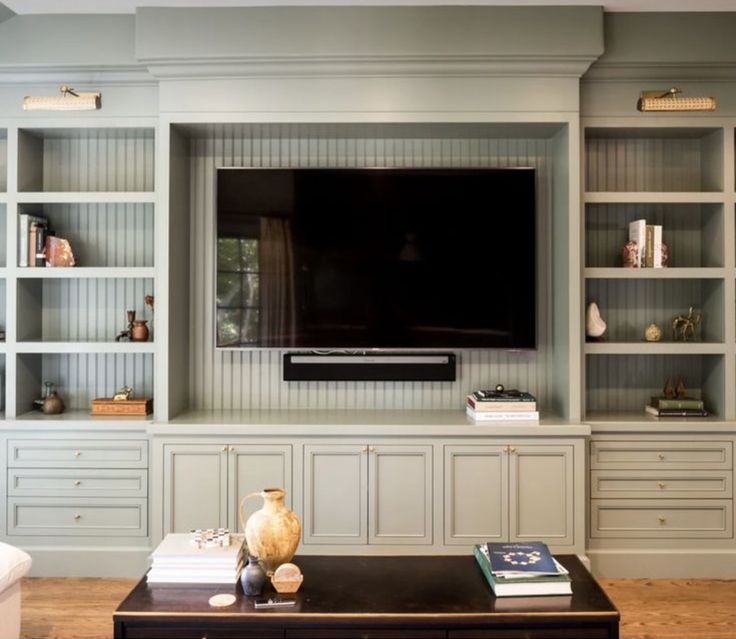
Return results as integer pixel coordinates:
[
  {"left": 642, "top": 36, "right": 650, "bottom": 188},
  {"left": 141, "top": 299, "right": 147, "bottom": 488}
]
[
  {"left": 189, "top": 124, "right": 556, "bottom": 411},
  {"left": 0, "top": 130, "right": 7, "bottom": 192}
]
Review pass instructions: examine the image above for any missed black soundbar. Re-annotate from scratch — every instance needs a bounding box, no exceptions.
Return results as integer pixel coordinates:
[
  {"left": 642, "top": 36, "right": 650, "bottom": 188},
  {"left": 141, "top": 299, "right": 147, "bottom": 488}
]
[{"left": 283, "top": 352, "right": 456, "bottom": 382}]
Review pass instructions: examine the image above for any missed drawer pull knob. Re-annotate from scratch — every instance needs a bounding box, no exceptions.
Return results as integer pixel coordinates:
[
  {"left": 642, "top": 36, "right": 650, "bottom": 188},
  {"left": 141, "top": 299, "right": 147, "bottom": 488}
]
[
  {"left": 229, "top": 446, "right": 235, "bottom": 452},
  {"left": 74, "top": 514, "right": 82, "bottom": 521},
  {"left": 74, "top": 480, "right": 82, "bottom": 486},
  {"left": 221, "top": 446, "right": 227, "bottom": 452},
  {"left": 658, "top": 515, "right": 666, "bottom": 524},
  {"left": 658, "top": 482, "right": 666, "bottom": 489},
  {"left": 362, "top": 446, "right": 367, "bottom": 452},
  {"left": 658, "top": 453, "right": 665, "bottom": 460},
  {"left": 509, "top": 446, "right": 517, "bottom": 454},
  {"left": 503, "top": 446, "right": 509, "bottom": 453},
  {"left": 74, "top": 451, "right": 82, "bottom": 458},
  {"left": 369, "top": 446, "right": 375, "bottom": 452}
]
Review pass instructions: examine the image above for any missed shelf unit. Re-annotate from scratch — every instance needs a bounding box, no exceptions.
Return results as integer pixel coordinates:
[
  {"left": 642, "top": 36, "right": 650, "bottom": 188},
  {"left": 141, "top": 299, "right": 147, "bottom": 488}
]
[
  {"left": 583, "top": 121, "right": 735, "bottom": 424},
  {"left": 0, "top": 125, "right": 157, "bottom": 420}
]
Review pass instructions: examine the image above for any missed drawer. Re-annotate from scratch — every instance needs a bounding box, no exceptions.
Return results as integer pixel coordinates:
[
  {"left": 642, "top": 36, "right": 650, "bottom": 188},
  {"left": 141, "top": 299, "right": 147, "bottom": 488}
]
[
  {"left": 590, "top": 440, "right": 732, "bottom": 470},
  {"left": 590, "top": 469, "right": 732, "bottom": 499},
  {"left": 7, "top": 439, "right": 148, "bottom": 468},
  {"left": 8, "top": 468, "right": 148, "bottom": 497},
  {"left": 7, "top": 497, "right": 148, "bottom": 537},
  {"left": 590, "top": 499, "right": 732, "bottom": 539}
]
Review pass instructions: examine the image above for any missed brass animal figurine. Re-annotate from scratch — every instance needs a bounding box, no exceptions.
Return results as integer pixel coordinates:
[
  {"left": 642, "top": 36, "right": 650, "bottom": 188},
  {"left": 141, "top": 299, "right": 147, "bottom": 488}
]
[
  {"left": 113, "top": 386, "right": 133, "bottom": 401},
  {"left": 672, "top": 306, "right": 702, "bottom": 342}
]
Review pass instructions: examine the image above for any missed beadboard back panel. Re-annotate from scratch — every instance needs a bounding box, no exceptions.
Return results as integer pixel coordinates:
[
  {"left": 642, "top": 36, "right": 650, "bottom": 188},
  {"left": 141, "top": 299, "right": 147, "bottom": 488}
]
[
  {"left": 585, "top": 128, "right": 723, "bottom": 192},
  {"left": 185, "top": 124, "right": 559, "bottom": 411},
  {"left": 18, "top": 128, "right": 155, "bottom": 193},
  {"left": 585, "top": 203, "right": 724, "bottom": 268},
  {"left": 24, "top": 353, "right": 154, "bottom": 412},
  {"left": 15, "top": 278, "right": 154, "bottom": 342},
  {"left": 0, "top": 203, "right": 6, "bottom": 266},
  {"left": 17, "top": 203, "right": 154, "bottom": 268},
  {"left": 0, "top": 130, "right": 6, "bottom": 192}
]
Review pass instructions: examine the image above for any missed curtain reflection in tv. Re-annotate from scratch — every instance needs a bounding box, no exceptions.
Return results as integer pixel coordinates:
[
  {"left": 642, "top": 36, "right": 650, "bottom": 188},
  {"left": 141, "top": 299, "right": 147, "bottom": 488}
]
[{"left": 259, "top": 217, "right": 296, "bottom": 347}]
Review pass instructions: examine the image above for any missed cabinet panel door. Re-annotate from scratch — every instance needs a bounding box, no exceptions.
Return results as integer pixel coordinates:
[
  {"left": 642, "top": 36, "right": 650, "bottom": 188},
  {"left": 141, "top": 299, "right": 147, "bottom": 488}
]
[
  {"left": 509, "top": 445, "right": 573, "bottom": 545},
  {"left": 303, "top": 445, "right": 367, "bottom": 545},
  {"left": 444, "top": 446, "right": 508, "bottom": 545},
  {"left": 230, "top": 445, "right": 293, "bottom": 533},
  {"left": 163, "top": 444, "right": 228, "bottom": 534},
  {"left": 369, "top": 445, "right": 433, "bottom": 545}
]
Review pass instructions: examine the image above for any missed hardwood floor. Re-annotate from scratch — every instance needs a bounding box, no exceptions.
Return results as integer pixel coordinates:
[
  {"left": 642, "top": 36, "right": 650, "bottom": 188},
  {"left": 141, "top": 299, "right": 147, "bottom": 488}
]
[{"left": 19, "top": 577, "right": 736, "bottom": 639}]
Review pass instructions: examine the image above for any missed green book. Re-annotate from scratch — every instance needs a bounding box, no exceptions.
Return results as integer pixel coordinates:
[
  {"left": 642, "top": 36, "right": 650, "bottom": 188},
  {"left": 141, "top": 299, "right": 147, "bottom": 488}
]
[
  {"left": 650, "top": 396, "right": 704, "bottom": 410},
  {"left": 473, "top": 545, "right": 571, "bottom": 597}
]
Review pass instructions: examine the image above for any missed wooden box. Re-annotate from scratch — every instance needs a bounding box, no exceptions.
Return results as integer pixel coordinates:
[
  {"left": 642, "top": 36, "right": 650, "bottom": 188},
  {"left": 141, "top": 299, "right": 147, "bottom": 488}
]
[{"left": 91, "top": 398, "right": 153, "bottom": 416}]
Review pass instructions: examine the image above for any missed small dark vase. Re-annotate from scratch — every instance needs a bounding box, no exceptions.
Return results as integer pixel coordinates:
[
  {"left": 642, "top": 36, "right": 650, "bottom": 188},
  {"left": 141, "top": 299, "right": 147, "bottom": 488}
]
[{"left": 241, "top": 555, "right": 267, "bottom": 596}]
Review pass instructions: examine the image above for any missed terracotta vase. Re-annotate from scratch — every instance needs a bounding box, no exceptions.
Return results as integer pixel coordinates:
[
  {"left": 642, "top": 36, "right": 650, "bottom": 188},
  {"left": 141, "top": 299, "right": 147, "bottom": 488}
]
[
  {"left": 240, "top": 488, "right": 301, "bottom": 573},
  {"left": 42, "top": 391, "right": 65, "bottom": 415},
  {"left": 131, "top": 320, "right": 149, "bottom": 342}
]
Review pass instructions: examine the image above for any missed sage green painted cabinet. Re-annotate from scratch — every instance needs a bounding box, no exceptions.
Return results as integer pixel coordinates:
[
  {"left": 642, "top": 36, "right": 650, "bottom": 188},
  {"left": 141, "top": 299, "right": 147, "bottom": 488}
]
[
  {"left": 303, "top": 443, "right": 433, "bottom": 546},
  {"left": 444, "top": 444, "right": 574, "bottom": 546},
  {"left": 162, "top": 443, "right": 292, "bottom": 534}
]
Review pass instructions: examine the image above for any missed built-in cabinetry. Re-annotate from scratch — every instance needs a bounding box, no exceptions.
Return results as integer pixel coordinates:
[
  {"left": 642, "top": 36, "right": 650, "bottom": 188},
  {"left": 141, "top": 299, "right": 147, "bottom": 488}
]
[{"left": 150, "top": 420, "right": 587, "bottom": 557}]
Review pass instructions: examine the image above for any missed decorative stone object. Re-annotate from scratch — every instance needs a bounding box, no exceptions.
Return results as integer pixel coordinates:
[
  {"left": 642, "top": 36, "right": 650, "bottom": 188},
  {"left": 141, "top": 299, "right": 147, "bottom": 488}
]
[
  {"left": 585, "top": 302, "right": 607, "bottom": 340},
  {"left": 271, "top": 562, "right": 304, "bottom": 593},
  {"left": 622, "top": 240, "right": 639, "bottom": 268},
  {"left": 644, "top": 323, "right": 662, "bottom": 342},
  {"left": 241, "top": 488, "right": 301, "bottom": 573}
]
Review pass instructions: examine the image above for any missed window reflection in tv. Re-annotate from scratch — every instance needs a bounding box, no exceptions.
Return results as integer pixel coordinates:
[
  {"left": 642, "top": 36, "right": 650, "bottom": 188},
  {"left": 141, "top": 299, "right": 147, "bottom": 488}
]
[{"left": 216, "top": 168, "right": 536, "bottom": 349}]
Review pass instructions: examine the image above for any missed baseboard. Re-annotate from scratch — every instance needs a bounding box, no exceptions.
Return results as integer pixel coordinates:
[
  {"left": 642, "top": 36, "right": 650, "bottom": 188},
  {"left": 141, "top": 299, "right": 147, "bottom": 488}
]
[
  {"left": 588, "top": 549, "right": 736, "bottom": 578},
  {"left": 21, "top": 545, "right": 151, "bottom": 577}
]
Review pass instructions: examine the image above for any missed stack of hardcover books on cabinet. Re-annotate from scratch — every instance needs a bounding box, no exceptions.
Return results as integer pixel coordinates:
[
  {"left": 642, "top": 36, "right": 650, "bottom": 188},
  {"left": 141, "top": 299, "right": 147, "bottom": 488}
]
[
  {"left": 147, "top": 532, "right": 245, "bottom": 584},
  {"left": 473, "top": 542, "right": 571, "bottom": 597},
  {"left": 645, "top": 396, "right": 708, "bottom": 418},
  {"left": 466, "top": 388, "right": 539, "bottom": 422}
]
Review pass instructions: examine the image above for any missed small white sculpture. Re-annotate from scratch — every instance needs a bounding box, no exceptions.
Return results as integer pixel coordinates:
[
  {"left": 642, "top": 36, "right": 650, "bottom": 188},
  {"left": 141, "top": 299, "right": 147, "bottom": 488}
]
[{"left": 586, "top": 302, "right": 607, "bottom": 340}]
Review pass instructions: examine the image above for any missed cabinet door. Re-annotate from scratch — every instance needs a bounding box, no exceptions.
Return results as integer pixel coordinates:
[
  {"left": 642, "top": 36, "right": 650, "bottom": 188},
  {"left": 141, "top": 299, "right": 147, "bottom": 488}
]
[
  {"left": 369, "top": 445, "right": 433, "bottom": 545},
  {"left": 163, "top": 444, "right": 228, "bottom": 534},
  {"left": 509, "top": 445, "right": 573, "bottom": 545},
  {"left": 303, "top": 445, "right": 367, "bottom": 545},
  {"left": 444, "top": 445, "right": 508, "bottom": 545},
  {"left": 229, "top": 444, "right": 293, "bottom": 533}
]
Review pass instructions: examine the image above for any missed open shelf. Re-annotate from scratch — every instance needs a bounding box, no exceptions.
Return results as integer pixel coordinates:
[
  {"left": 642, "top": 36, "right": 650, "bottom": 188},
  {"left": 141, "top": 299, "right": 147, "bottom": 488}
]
[
  {"left": 586, "top": 278, "right": 724, "bottom": 343},
  {"left": 584, "top": 192, "right": 725, "bottom": 204},
  {"left": 17, "top": 127, "right": 155, "bottom": 193},
  {"left": 15, "top": 342, "right": 155, "bottom": 354},
  {"left": 15, "top": 267, "right": 155, "bottom": 278},
  {"left": 585, "top": 342, "right": 725, "bottom": 355},
  {"left": 17, "top": 202, "right": 154, "bottom": 268},
  {"left": 0, "top": 129, "right": 6, "bottom": 193},
  {"left": 17, "top": 277, "right": 154, "bottom": 343},
  {"left": 585, "top": 203, "right": 724, "bottom": 269},
  {"left": 585, "top": 353, "right": 725, "bottom": 419},
  {"left": 585, "top": 127, "right": 723, "bottom": 193},
  {"left": 15, "top": 352, "right": 154, "bottom": 417},
  {"left": 585, "top": 268, "right": 725, "bottom": 279},
  {"left": 13, "top": 409, "right": 152, "bottom": 425}
]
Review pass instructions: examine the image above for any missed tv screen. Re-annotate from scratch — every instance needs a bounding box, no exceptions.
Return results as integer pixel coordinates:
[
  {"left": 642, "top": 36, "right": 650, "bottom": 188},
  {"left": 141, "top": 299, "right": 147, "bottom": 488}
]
[{"left": 216, "top": 168, "right": 536, "bottom": 349}]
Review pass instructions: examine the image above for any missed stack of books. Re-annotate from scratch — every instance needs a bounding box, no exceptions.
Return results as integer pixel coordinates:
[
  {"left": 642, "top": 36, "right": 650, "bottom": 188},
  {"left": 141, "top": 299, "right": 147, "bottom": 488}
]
[
  {"left": 646, "top": 396, "right": 708, "bottom": 418},
  {"left": 147, "top": 531, "right": 246, "bottom": 584},
  {"left": 19, "top": 213, "right": 53, "bottom": 267},
  {"left": 466, "top": 388, "right": 539, "bottom": 422},
  {"left": 473, "top": 542, "right": 572, "bottom": 597},
  {"left": 628, "top": 219, "right": 665, "bottom": 268}
]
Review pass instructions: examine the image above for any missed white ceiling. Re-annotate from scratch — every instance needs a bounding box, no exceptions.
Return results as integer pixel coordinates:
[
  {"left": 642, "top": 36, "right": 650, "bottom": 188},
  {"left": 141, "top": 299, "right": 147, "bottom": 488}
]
[{"left": 4, "top": 0, "right": 736, "bottom": 14}]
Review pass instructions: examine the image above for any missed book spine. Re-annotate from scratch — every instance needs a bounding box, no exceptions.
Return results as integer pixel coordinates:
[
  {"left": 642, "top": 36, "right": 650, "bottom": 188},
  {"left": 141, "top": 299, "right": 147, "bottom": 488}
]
[
  {"left": 653, "top": 225, "right": 663, "bottom": 268},
  {"left": 645, "top": 405, "right": 708, "bottom": 417},
  {"left": 651, "top": 397, "right": 704, "bottom": 410},
  {"left": 18, "top": 214, "right": 29, "bottom": 267},
  {"left": 473, "top": 545, "right": 496, "bottom": 592},
  {"left": 35, "top": 226, "right": 47, "bottom": 267},
  {"left": 467, "top": 409, "right": 540, "bottom": 421},
  {"left": 628, "top": 219, "right": 646, "bottom": 268},
  {"left": 645, "top": 224, "right": 655, "bottom": 268},
  {"left": 467, "top": 398, "right": 537, "bottom": 411},
  {"left": 28, "top": 225, "right": 38, "bottom": 268}
]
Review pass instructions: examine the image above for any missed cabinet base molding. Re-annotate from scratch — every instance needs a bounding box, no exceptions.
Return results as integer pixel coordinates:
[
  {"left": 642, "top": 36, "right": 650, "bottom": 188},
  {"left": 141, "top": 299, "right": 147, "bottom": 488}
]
[
  {"left": 20, "top": 545, "right": 151, "bottom": 578},
  {"left": 589, "top": 549, "right": 736, "bottom": 578}
]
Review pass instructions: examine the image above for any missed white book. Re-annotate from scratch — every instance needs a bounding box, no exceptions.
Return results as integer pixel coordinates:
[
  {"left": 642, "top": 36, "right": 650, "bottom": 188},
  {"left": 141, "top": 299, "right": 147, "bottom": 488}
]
[
  {"left": 147, "top": 572, "right": 241, "bottom": 584},
  {"left": 18, "top": 214, "right": 47, "bottom": 267},
  {"left": 652, "top": 224, "right": 663, "bottom": 268},
  {"left": 467, "top": 407, "right": 540, "bottom": 422},
  {"left": 628, "top": 219, "right": 647, "bottom": 268},
  {"left": 150, "top": 533, "right": 245, "bottom": 566}
]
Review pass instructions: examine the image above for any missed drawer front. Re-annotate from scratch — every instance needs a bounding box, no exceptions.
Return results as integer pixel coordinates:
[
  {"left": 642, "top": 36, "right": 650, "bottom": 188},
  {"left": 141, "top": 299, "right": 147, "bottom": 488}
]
[
  {"left": 591, "top": 499, "right": 732, "bottom": 539},
  {"left": 7, "top": 497, "right": 148, "bottom": 537},
  {"left": 590, "top": 440, "right": 732, "bottom": 470},
  {"left": 591, "top": 469, "right": 732, "bottom": 499},
  {"left": 8, "top": 468, "right": 148, "bottom": 497},
  {"left": 7, "top": 439, "right": 148, "bottom": 468}
]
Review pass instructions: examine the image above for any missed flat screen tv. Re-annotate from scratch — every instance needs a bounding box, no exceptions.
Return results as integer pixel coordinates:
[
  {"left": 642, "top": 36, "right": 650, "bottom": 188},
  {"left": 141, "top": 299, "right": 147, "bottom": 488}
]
[{"left": 216, "top": 167, "right": 536, "bottom": 349}]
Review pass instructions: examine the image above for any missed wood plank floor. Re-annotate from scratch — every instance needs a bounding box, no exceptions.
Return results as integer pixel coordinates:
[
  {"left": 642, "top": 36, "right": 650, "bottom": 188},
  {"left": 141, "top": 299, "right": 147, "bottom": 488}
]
[{"left": 19, "top": 577, "right": 736, "bottom": 639}]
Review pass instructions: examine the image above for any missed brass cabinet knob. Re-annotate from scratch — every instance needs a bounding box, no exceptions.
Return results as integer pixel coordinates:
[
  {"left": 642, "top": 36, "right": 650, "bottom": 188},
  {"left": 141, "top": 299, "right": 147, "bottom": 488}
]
[
  {"left": 221, "top": 446, "right": 227, "bottom": 452},
  {"left": 503, "top": 446, "right": 509, "bottom": 453},
  {"left": 658, "top": 453, "right": 665, "bottom": 460},
  {"left": 658, "top": 515, "right": 666, "bottom": 524},
  {"left": 74, "top": 514, "right": 82, "bottom": 521},
  {"left": 74, "top": 451, "right": 82, "bottom": 458},
  {"left": 509, "top": 446, "right": 517, "bottom": 454},
  {"left": 658, "top": 482, "right": 666, "bottom": 489},
  {"left": 369, "top": 446, "right": 375, "bottom": 453},
  {"left": 362, "top": 446, "right": 368, "bottom": 452},
  {"left": 74, "top": 480, "right": 82, "bottom": 486},
  {"left": 230, "top": 446, "right": 235, "bottom": 452}
]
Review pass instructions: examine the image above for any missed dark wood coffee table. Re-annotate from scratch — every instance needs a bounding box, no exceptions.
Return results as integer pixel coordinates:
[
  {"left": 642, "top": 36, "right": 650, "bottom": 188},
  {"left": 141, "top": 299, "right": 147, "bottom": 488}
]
[{"left": 114, "top": 554, "right": 619, "bottom": 639}]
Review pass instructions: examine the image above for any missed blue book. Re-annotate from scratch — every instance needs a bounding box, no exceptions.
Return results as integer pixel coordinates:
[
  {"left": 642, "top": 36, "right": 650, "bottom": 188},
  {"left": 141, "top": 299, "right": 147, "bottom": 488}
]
[{"left": 486, "top": 542, "right": 559, "bottom": 577}]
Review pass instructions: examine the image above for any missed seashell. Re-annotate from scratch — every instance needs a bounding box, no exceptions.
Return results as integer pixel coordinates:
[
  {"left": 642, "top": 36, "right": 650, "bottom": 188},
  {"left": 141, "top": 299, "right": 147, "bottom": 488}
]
[{"left": 585, "top": 302, "right": 607, "bottom": 338}]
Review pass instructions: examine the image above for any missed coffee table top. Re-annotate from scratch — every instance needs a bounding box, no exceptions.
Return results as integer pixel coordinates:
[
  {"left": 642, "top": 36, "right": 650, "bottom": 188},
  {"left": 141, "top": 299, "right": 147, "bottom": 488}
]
[{"left": 115, "top": 554, "right": 618, "bottom": 624}]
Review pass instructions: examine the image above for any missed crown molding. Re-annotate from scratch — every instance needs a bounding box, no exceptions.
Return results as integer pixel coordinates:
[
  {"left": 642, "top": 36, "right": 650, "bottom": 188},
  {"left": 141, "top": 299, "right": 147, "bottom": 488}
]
[
  {"left": 0, "top": 64, "right": 155, "bottom": 85},
  {"left": 584, "top": 62, "right": 736, "bottom": 82}
]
